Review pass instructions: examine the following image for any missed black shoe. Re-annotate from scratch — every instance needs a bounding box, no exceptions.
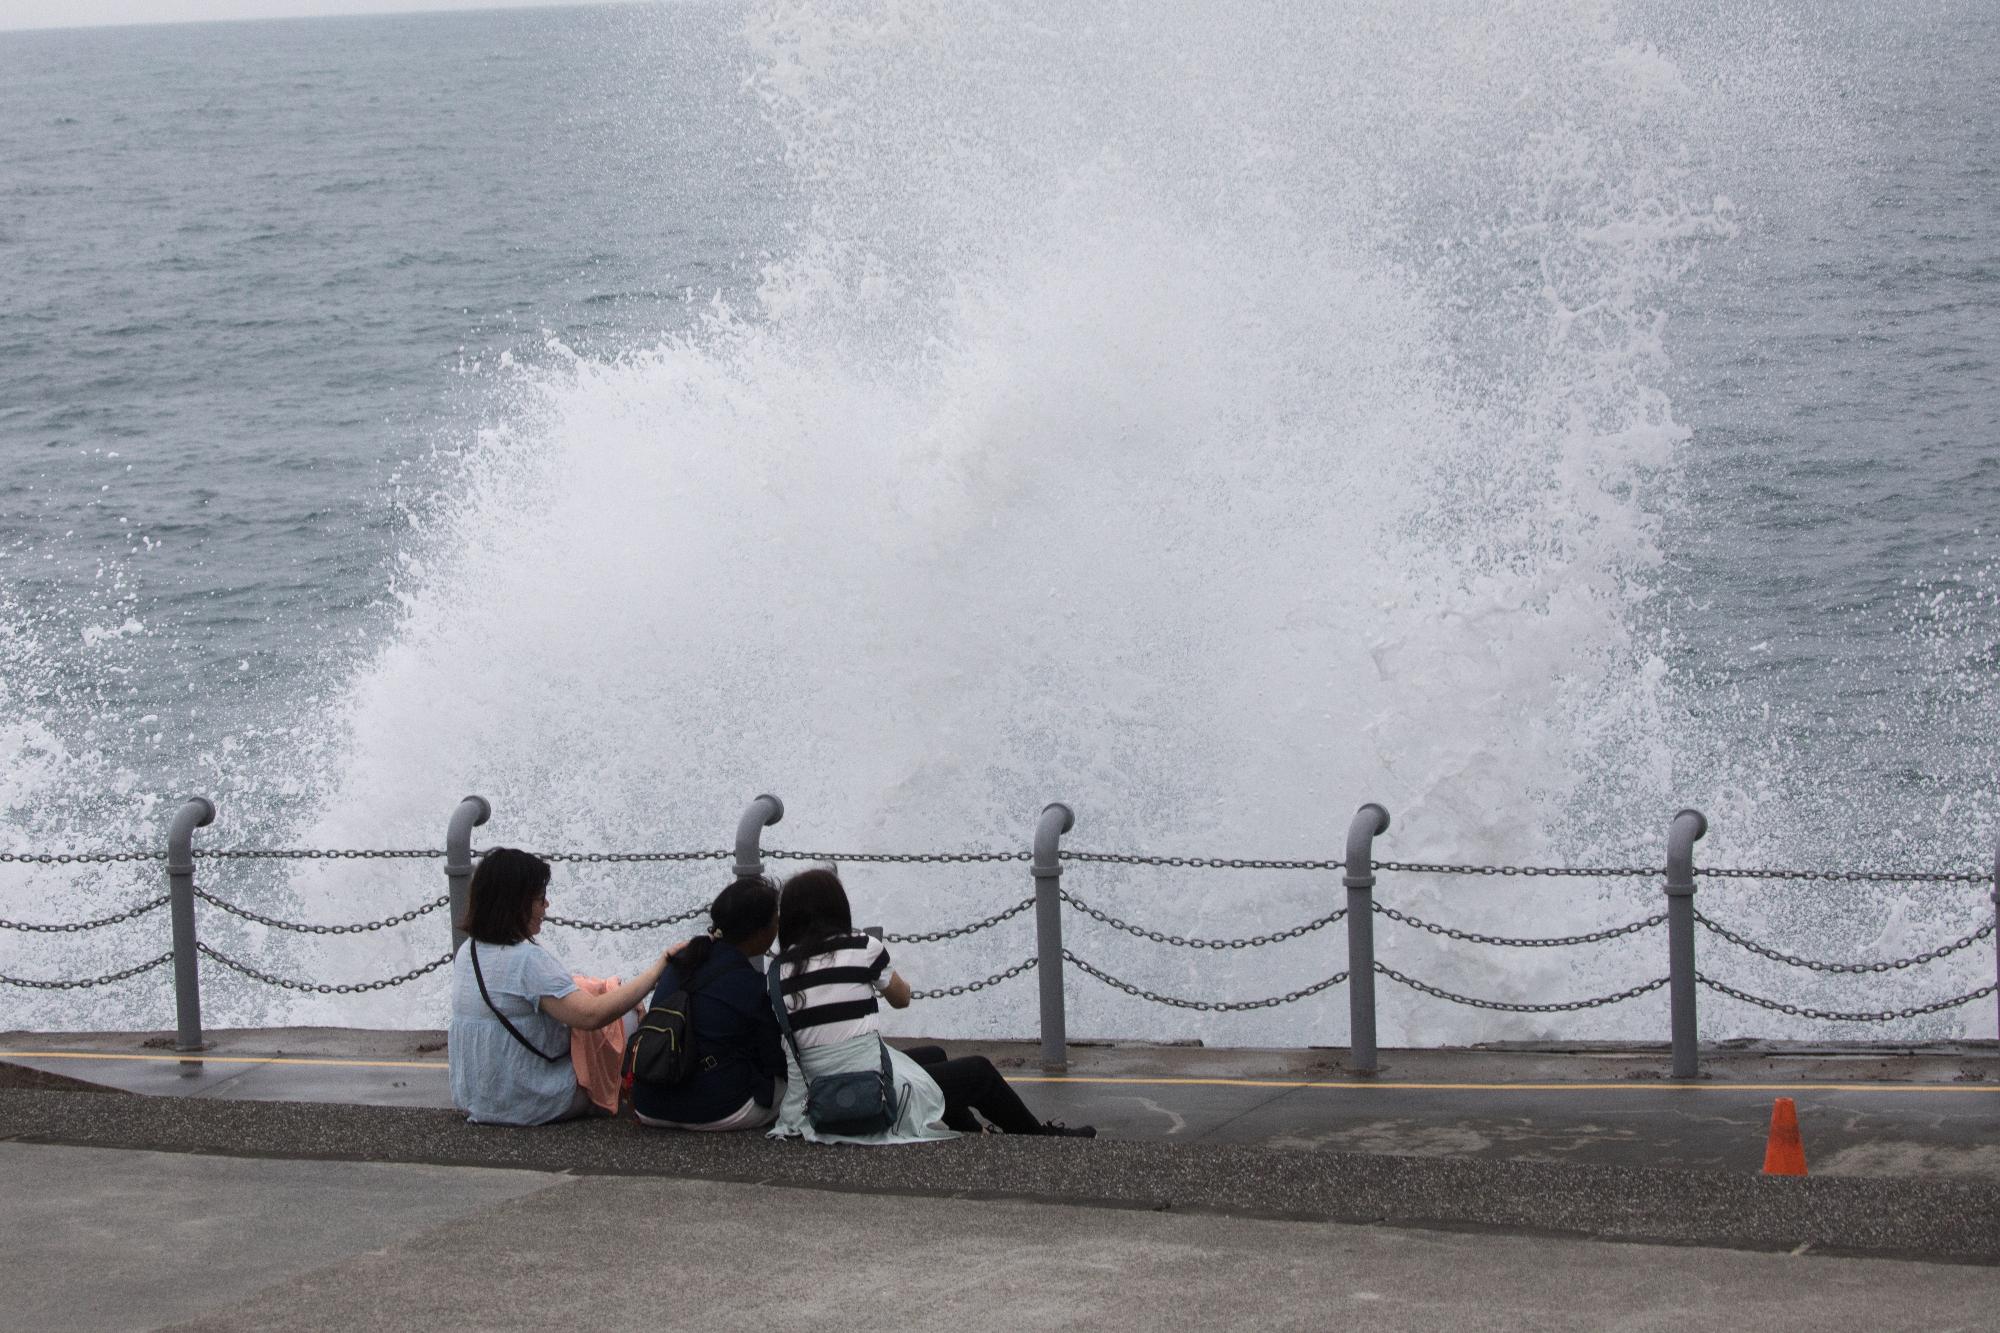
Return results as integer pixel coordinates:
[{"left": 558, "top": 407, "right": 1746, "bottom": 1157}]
[{"left": 1039, "top": 1120, "right": 1096, "bottom": 1138}]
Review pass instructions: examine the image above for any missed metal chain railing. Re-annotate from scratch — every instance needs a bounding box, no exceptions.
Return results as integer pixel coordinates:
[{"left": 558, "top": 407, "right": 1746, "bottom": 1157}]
[
  {"left": 909, "top": 956, "right": 1038, "bottom": 1000},
  {"left": 194, "top": 887, "right": 449, "bottom": 935},
  {"left": 1693, "top": 911, "right": 1994, "bottom": 974},
  {"left": 548, "top": 892, "right": 1040, "bottom": 932},
  {"left": 194, "top": 848, "right": 441, "bottom": 860},
  {"left": 196, "top": 941, "right": 452, "bottom": 995},
  {"left": 1694, "top": 867, "right": 1991, "bottom": 885},
  {"left": 1373, "top": 902, "right": 1667, "bottom": 949},
  {"left": 8, "top": 815, "right": 1998, "bottom": 1060},
  {"left": 886, "top": 897, "right": 1035, "bottom": 944},
  {"left": 1063, "top": 890, "right": 1346, "bottom": 949},
  {"left": 1055, "top": 851, "right": 1991, "bottom": 885},
  {"left": 1376, "top": 860, "right": 1659, "bottom": 879},
  {"left": 765, "top": 848, "right": 1031, "bottom": 865},
  {"left": 1062, "top": 949, "right": 1350, "bottom": 1012},
  {"left": 1375, "top": 963, "right": 1671, "bottom": 1013},
  {"left": 5, "top": 845, "right": 1991, "bottom": 882},
  {"left": 1698, "top": 974, "right": 2000, "bottom": 1023},
  {"left": 1, "top": 895, "right": 171, "bottom": 933},
  {"left": 537, "top": 850, "right": 732, "bottom": 864},
  {"left": 546, "top": 895, "right": 1039, "bottom": 940},
  {"left": 1059, "top": 849, "right": 1340, "bottom": 870},
  {"left": 544, "top": 904, "right": 712, "bottom": 931},
  {"left": 0, "top": 951, "right": 175, "bottom": 990}
]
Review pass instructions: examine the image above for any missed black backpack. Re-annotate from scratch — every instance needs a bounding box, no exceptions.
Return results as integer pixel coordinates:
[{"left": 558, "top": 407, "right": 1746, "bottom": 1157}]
[{"left": 624, "top": 954, "right": 731, "bottom": 1089}]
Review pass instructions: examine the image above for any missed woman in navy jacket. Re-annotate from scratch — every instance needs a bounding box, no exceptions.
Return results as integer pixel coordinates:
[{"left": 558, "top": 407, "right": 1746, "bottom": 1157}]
[{"left": 631, "top": 877, "right": 786, "bottom": 1131}]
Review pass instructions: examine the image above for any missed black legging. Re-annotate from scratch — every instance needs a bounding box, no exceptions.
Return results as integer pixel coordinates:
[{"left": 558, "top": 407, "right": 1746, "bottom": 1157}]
[{"left": 903, "top": 1044, "right": 1041, "bottom": 1135}]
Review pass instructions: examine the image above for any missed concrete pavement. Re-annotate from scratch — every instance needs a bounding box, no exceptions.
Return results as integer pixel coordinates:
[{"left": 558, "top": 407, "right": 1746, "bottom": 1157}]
[
  {"left": 5, "top": 1144, "right": 1996, "bottom": 1333},
  {"left": 4, "top": 1028, "right": 1995, "bottom": 1177},
  {"left": 5, "top": 1081, "right": 1997, "bottom": 1261},
  {"left": 3, "top": 1029, "right": 1997, "bottom": 1329},
  {"left": 3, "top": 1144, "right": 562, "bottom": 1333}
]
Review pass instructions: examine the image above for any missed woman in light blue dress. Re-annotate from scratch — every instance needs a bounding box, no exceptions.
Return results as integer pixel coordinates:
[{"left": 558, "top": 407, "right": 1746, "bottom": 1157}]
[{"left": 448, "top": 847, "right": 674, "bottom": 1125}]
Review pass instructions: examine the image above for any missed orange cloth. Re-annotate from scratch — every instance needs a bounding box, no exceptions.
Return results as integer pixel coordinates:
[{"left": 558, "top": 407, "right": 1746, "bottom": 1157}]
[{"left": 568, "top": 975, "right": 630, "bottom": 1114}]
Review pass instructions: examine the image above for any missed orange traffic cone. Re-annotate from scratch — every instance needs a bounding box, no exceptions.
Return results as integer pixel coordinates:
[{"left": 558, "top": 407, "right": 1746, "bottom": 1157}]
[{"left": 1762, "top": 1096, "right": 1808, "bottom": 1176}]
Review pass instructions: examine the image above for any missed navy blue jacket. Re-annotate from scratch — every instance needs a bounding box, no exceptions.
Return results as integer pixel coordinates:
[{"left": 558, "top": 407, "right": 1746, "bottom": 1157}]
[{"left": 630, "top": 943, "right": 785, "bottom": 1126}]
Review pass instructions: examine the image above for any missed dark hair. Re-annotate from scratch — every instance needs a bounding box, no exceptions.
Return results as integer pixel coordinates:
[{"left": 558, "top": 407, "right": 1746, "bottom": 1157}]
[
  {"left": 458, "top": 847, "right": 550, "bottom": 945},
  {"left": 775, "top": 867, "right": 855, "bottom": 968},
  {"left": 672, "top": 876, "right": 780, "bottom": 976}
]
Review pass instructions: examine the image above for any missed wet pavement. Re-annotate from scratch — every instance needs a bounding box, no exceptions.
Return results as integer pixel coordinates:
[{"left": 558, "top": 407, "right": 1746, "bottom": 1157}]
[
  {"left": 3, "top": 1028, "right": 1995, "bottom": 1177},
  {"left": 3, "top": 1029, "right": 1996, "bottom": 1330},
  {"left": 9, "top": 1143, "right": 1998, "bottom": 1333}
]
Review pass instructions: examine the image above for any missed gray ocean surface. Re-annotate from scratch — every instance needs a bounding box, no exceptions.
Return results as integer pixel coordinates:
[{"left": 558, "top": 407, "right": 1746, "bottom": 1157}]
[
  {"left": 1, "top": 2, "right": 1996, "bottom": 1037},
  {"left": 1, "top": 3, "right": 782, "bottom": 752}
]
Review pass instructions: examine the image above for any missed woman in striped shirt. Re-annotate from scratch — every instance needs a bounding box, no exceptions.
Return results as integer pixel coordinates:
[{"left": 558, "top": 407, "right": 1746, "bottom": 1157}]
[{"left": 769, "top": 867, "right": 1094, "bottom": 1141}]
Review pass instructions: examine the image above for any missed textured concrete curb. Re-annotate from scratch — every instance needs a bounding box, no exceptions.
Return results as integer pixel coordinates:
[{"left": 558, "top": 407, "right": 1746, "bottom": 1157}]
[{"left": 4, "top": 1088, "right": 1995, "bottom": 1264}]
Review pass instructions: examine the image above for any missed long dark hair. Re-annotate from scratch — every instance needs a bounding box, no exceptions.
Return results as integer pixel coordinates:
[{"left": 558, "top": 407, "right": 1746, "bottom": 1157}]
[
  {"left": 458, "top": 847, "right": 550, "bottom": 945},
  {"left": 672, "top": 876, "right": 780, "bottom": 976},
  {"left": 775, "top": 867, "right": 856, "bottom": 968}
]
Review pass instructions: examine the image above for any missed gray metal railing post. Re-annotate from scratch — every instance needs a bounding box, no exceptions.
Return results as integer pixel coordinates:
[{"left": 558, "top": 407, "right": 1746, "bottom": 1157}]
[
  {"left": 1991, "top": 830, "right": 1998, "bottom": 1048},
  {"left": 1665, "top": 808, "right": 1708, "bottom": 1079},
  {"left": 166, "top": 796, "right": 215, "bottom": 1052},
  {"left": 1343, "top": 803, "right": 1391, "bottom": 1075},
  {"left": 445, "top": 795, "right": 491, "bottom": 955},
  {"left": 734, "top": 794, "right": 785, "bottom": 879},
  {"left": 1033, "top": 802, "right": 1074, "bottom": 1073}
]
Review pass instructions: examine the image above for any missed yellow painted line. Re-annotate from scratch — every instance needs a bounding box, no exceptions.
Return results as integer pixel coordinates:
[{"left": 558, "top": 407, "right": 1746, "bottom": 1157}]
[
  {"left": 1015, "top": 1075, "right": 2000, "bottom": 1094},
  {"left": 0, "top": 1050, "right": 443, "bottom": 1071},
  {"left": 5, "top": 1051, "right": 1995, "bottom": 1093}
]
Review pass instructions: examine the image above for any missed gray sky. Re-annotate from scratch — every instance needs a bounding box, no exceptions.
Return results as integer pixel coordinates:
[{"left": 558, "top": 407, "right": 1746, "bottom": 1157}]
[{"left": 0, "top": 0, "right": 650, "bottom": 34}]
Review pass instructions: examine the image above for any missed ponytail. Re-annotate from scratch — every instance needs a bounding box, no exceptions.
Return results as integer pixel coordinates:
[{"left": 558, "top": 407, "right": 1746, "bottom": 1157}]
[{"left": 673, "top": 875, "right": 780, "bottom": 980}]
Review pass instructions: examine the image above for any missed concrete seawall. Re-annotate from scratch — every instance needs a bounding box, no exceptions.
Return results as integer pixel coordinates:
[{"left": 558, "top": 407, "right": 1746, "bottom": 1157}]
[{"left": 5, "top": 1030, "right": 1995, "bottom": 1329}]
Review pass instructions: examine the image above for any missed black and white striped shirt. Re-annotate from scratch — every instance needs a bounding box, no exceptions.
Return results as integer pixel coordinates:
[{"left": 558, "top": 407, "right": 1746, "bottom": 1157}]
[{"left": 776, "top": 934, "right": 892, "bottom": 1048}]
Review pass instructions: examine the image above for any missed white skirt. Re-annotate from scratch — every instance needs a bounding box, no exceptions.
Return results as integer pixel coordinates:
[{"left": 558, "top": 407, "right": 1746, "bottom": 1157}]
[{"left": 768, "top": 1032, "right": 960, "bottom": 1145}]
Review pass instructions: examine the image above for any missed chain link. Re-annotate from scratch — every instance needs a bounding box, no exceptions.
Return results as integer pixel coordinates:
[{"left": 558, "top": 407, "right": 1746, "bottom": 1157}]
[
  {"left": 1061, "top": 949, "right": 1350, "bottom": 1011},
  {"left": 1694, "top": 911, "right": 1994, "bottom": 974},
  {"left": 1374, "top": 962, "right": 1670, "bottom": 1013},
  {"left": 1698, "top": 974, "right": 2000, "bottom": 1022},
  {"left": 764, "top": 848, "right": 1031, "bottom": 865},
  {"left": 544, "top": 904, "right": 711, "bottom": 931},
  {"left": 194, "top": 848, "right": 441, "bottom": 860},
  {"left": 554, "top": 897, "right": 1039, "bottom": 939},
  {"left": 194, "top": 887, "right": 448, "bottom": 935},
  {"left": 0, "top": 951, "right": 175, "bottom": 990},
  {"left": 1695, "top": 866, "right": 1991, "bottom": 885},
  {"left": 909, "top": 956, "right": 1038, "bottom": 1000},
  {"left": 537, "top": 850, "right": 732, "bottom": 864},
  {"left": 1061, "top": 890, "right": 1345, "bottom": 948},
  {"left": 1059, "top": 854, "right": 1990, "bottom": 883},
  {"left": 6, "top": 845, "right": 1988, "bottom": 881},
  {"left": 885, "top": 897, "right": 1035, "bottom": 944},
  {"left": 1376, "top": 860, "right": 1659, "bottom": 879},
  {"left": 0, "top": 895, "right": 171, "bottom": 933},
  {"left": 196, "top": 941, "right": 452, "bottom": 994},
  {"left": 1373, "top": 902, "right": 1666, "bottom": 949},
  {"left": 1059, "top": 850, "right": 1340, "bottom": 871}
]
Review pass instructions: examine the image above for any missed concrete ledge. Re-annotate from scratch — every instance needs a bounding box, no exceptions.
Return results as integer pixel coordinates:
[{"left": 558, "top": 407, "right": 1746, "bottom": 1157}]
[{"left": 3, "top": 1088, "right": 1996, "bottom": 1264}]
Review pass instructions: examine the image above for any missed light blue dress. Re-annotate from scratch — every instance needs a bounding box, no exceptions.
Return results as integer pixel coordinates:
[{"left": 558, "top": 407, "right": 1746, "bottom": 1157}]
[
  {"left": 448, "top": 938, "right": 579, "bottom": 1126},
  {"left": 769, "top": 1032, "right": 959, "bottom": 1145}
]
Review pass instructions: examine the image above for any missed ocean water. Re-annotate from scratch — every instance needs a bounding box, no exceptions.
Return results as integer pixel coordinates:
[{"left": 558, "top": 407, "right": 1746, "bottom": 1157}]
[{"left": 2, "top": 1, "right": 1995, "bottom": 1043}]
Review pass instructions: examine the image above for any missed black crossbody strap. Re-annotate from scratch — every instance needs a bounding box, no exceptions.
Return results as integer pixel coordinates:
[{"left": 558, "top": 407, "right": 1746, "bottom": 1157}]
[
  {"left": 768, "top": 961, "right": 807, "bottom": 1068},
  {"left": 470, "top": 939, "right": 565, "bottom": 1063},
  {"left": 768, "top": 960, "right": 896, "bottom": 1092}
]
